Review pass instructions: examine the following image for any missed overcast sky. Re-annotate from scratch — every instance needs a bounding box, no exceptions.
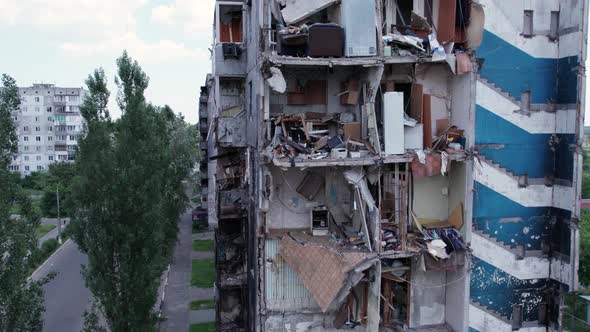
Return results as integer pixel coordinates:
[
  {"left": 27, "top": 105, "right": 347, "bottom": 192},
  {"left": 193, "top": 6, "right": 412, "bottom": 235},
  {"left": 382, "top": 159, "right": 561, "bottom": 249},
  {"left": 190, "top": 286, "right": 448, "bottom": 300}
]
[
  {"left": 0, "top": 1, "right": 588, "bottom": 125},
  {"left": 0, "top": 0, "right": 215, "bottom": 124}
]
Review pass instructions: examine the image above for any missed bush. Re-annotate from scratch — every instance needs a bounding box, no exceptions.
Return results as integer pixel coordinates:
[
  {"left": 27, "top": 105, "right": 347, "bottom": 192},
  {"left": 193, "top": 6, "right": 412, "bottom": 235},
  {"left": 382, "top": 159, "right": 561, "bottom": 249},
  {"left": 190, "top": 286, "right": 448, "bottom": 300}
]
[
  {"left": 32, "top": 238, "right": 60, "bottom": 270},
  {"left": 40, "top": 239, "right": 59, "bottom": 256}
]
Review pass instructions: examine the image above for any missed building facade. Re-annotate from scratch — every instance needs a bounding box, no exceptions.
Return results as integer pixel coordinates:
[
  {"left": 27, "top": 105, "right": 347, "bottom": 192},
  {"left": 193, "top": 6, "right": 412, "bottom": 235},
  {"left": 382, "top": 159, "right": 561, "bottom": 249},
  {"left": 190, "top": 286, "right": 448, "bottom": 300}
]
[
  {"left": 9, "top": 84, "right": 86, "bottom": 176},
  {"left": 202, "top": 1, "right": 586, "bottom": 331},
  {"left": 469, "top": 1, "right": 587, "bottom": 331},
  {"left": 200, "top": 76, "right": 212, "bottom": 206}
]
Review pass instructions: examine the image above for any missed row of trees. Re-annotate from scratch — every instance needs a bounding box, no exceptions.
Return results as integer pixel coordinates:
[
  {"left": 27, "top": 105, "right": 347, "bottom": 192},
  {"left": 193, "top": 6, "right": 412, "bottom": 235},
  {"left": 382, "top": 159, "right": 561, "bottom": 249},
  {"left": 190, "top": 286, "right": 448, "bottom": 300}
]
[
  {"left": 0, "top": 75, "right": 48, "bottom": 330},
  {"left": 73, "top": 52, "right": 199, "bottom": 331},
  {"left": 0, "top": 52, "right": 199, "bottom": 331}
]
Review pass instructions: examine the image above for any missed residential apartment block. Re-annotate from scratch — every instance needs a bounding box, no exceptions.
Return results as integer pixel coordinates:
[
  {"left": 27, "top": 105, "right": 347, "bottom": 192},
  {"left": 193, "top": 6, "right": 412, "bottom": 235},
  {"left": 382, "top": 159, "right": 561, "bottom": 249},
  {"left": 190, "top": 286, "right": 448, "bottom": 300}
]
[
  {"left": 201, "top": 0, "right": 587, "bottom": 331},
  {"left": 9, "top": 84, "right": 86, "bottom": 176}
]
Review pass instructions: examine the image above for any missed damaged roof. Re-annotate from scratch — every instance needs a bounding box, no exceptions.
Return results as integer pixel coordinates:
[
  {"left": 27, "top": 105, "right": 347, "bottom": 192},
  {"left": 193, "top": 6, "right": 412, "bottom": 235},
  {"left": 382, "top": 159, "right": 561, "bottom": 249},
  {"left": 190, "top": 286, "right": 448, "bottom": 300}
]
[{"left": 279, "top": 232, "right": 378, "bottom": 312}]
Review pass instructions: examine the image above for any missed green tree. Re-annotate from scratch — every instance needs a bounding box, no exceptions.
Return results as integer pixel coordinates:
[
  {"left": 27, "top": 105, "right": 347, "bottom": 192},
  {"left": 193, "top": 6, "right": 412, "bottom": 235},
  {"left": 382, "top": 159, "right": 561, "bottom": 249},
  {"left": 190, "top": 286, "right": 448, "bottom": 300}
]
[
  {"left": 40, "top": 162, "right": 76, "bottom": 218},
  {"left": 0, "top": 74, "right": 49, "bottom": 331},
  {"left": 72, "top": 52, "right": 198, "bottom": 331}
]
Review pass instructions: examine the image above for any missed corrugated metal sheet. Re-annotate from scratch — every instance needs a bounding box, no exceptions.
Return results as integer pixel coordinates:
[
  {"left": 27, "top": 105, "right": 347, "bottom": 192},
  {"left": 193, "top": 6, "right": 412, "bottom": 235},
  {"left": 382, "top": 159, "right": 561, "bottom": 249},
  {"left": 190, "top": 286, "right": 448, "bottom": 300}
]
[{"left": 264, "top": 239, "right": 319, "bottom": 311}]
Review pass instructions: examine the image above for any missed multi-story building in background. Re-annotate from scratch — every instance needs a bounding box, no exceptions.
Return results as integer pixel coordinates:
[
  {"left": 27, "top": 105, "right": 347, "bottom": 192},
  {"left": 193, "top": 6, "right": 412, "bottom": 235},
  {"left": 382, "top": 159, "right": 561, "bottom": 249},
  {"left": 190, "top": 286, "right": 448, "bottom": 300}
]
[
  {"left": 202, "top": 1, "right": 586, "bottom": 331},
  {"left": 9, "top": 83, "right": 86, "bottom": 176}
]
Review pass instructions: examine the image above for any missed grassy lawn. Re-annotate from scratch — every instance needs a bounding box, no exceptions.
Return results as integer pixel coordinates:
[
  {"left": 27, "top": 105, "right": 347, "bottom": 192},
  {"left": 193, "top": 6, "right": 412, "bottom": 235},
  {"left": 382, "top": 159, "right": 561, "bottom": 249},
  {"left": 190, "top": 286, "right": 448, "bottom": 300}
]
[
  {"left": 31, "top": 199, "right": 42, "bottom": 215},
  {"left": 192, "top": 240, "right": 213, "bottom": 252},
  {"left": 189, "top": 322, "right": 215, "bottom": 332},
  {"left": 9, "top": 198, "right": 41, "bottom": 216},
  {"left": 190, "top": 299, "right": 215, "bottom": 310},
  {"left": 191, "top": 259, "right": 215, "bottom": 288},
  {"left": 192, "top": 223, "right": 208, "bottom": 234},
  {"left": 35, "top": 224, "right": 56, "bottom": 238}
]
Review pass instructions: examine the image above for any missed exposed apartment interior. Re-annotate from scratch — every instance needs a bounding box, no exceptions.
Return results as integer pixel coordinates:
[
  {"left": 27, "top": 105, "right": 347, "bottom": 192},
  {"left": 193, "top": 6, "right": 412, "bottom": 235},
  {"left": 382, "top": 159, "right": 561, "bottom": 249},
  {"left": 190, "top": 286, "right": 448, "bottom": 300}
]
[{"left": 203, "top": 0, "right": 584, "bottom": 330}]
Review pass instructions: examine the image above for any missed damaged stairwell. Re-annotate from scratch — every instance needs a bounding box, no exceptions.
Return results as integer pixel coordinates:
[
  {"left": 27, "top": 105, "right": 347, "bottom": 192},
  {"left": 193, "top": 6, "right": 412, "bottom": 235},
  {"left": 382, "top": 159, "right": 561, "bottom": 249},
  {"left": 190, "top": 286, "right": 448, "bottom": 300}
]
[
  {"left": 473, "top": 156, "right": 573, "bottom": 211},
  {"left": 476, "top": 78, "right": 576, "bottom": 135}
]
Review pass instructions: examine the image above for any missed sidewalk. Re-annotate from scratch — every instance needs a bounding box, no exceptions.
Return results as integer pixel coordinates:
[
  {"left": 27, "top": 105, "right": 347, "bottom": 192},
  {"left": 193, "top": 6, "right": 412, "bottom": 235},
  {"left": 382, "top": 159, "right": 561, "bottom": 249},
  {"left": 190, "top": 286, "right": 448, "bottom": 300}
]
[{"left": 159, "top": 209, "right": 192, "bottom": 332}]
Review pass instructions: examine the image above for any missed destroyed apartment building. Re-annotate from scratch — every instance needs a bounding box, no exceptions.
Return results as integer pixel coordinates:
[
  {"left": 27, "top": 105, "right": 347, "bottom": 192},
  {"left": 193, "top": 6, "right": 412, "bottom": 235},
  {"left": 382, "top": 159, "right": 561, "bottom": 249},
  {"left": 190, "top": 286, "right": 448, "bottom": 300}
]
[{"left": 200, "top": 0, "right": 586, "bottom": 331}]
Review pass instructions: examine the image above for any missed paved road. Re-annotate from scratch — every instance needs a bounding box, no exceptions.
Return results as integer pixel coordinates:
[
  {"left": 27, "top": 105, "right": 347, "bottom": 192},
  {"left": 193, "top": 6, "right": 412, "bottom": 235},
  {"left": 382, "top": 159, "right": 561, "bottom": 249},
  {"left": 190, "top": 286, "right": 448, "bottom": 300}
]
[{"left": 32, "top": 239, "right": 92, "bottom": 332}]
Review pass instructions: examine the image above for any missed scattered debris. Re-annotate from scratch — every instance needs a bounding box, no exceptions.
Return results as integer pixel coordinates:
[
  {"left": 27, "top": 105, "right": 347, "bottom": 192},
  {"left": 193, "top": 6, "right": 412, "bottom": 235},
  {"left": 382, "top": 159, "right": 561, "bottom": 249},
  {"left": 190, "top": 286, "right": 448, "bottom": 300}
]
[{"left": 267, "top": 67, "right": 287, "bottom": 93}]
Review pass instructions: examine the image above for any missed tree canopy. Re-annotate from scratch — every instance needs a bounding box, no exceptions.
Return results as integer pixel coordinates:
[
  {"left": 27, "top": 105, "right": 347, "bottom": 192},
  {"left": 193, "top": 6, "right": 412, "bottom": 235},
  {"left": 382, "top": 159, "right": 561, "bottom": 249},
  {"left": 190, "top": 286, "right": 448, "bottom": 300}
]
[
  {"left": 0, "top": 74, "right": 48, "bottom": 331},
  {"left": 71, "top": 52, "right": 198, "bottom": 331}
]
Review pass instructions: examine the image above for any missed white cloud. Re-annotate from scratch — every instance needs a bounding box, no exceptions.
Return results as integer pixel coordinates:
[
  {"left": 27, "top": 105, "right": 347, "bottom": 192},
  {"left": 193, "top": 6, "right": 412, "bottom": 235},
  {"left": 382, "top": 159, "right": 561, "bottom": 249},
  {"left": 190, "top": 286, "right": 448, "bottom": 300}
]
[
  {"left": 0, "top": 0, "right": 147, "bottom": 39},
  {"left": 151, "top": 0, "right": 215, "bottom": 35},
  {"left": 60, "top": 32, "right": 209, "bottom": 64}
]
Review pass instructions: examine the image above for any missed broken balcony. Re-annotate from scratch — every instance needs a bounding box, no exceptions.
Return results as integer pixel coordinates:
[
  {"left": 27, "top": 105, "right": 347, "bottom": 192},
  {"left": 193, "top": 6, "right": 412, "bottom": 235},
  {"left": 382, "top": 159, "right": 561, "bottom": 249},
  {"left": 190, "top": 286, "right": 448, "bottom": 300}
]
[
  {"left": 215, "top": 230, "right": 247, "bottom": 288},
  {"left": 264, "top": 63, "right": 469, "bottom": 168},
  {"left": 265, "top": 0, "right": 481, "bottom": 67},
  {"left": 263, "top": 155, "right": 468, "bottom": 253},
  {"left": 213, "top": 2, "right": 247, "bottom": 77},
  {"left": 218, "top": 188, "right": 248, "bottom": 220},
  {"left": 216, "top": 286, "right": 247, "bottom": 332}
]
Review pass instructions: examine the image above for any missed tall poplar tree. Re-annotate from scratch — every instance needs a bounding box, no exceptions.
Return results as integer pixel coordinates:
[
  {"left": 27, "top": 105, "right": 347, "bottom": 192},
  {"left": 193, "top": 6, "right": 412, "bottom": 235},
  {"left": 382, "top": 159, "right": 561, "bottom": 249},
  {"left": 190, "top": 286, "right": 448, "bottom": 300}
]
[
  {"left": 0, "top": 74, "right": 48, "bottom": 331},
  {"left": 72, "top": 52, "right": 198, "bottom": 331}
]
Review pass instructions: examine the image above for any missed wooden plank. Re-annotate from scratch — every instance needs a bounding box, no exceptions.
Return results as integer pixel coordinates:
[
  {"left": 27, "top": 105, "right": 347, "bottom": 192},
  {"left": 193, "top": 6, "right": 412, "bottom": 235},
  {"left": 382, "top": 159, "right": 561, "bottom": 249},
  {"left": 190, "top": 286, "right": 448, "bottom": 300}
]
[
  {"left": 410, "top": 83, "right": 423, "bottom": 123},
  {"left": 361, "top": 283, "right": 368, "bottom": 324},
  {"left": 423, "top": 94, "right": 432, "bottom": 148},
  {"left": 448, "top": 203, "right": 464, "bottom": 229},
  {"left": 437, "top": 0, "right": 457, "bottom": 44},
  {"left": 382, "top": 279, "right": 392, "bottom": 324}
]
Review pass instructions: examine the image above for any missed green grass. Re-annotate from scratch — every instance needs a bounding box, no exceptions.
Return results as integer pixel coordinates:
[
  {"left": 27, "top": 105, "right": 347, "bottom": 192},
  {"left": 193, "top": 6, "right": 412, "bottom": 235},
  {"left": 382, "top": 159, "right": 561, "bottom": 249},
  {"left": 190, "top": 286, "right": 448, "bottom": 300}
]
[
  {"left": 35, "top": 224, "right": 56, "bottom": 238},
  {"left": 8, "top": 197, "right": 41, "bottom": 216},
  {"left": 189, "top": 322, "right": 215, "bottom": 332},
  {"left": 191, "top": 259, "right": 215, "bottom": 288},
  {"left": 190, "top": 299, "right": 215, "bottom": 310},
  {"left": 192, "top": 240, "right": 213, "bottom": 252},
  {"left": 192, "top": 222, "right": 208, "bottom": 234}
]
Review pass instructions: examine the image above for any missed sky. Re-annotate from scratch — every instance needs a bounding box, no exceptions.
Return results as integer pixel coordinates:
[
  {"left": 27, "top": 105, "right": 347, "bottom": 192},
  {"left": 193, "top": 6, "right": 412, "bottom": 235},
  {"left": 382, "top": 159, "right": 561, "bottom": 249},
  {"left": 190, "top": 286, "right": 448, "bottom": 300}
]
[
  {"left": 0, "top": 1, "right": 588, "bottom": 125},
  {"left": 0, "top": 0, "right": 215, "bottom": 124}
]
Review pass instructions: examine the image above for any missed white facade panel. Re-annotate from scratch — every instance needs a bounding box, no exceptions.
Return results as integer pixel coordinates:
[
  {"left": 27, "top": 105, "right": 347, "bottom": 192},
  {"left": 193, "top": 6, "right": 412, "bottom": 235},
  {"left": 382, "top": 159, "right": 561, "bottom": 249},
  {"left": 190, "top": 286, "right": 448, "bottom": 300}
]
[{"left": 383, "top": 92, "right": 404, "bottom": 155}]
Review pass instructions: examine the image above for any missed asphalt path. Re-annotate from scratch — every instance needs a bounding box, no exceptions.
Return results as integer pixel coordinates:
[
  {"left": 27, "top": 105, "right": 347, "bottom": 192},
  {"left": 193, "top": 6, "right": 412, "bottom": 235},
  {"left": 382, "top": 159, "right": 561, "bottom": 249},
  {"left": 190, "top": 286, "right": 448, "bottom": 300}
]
[{"left": 32, "top": 239, "right": 92, "bottom": 332}]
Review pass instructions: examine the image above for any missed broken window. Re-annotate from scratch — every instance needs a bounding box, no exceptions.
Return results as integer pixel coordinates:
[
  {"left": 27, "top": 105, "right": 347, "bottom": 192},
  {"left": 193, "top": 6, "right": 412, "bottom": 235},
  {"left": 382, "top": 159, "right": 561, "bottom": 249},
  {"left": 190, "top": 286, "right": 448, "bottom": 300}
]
[
  {"left": 523, "top": 10, "right": 534, "bottom": 37},
  {"left": 395, "top": 0, "right": 413, "bottom": 29},
  {"left": 217, "top": 4, "right": 243, "bottom": 43},
  {"left": 217, "top": 79, "right": 247, "bottom": 147},
  {"left": 380, "top": 259, "right": 410, "bottom": 328}
]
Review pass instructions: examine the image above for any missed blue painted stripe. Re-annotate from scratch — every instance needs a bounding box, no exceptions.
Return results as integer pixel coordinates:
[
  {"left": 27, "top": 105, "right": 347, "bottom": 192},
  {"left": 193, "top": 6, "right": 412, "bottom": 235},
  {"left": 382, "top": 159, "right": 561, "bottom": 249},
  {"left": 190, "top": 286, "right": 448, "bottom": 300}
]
[
  {"left": 476, "top": 106, "right": 575, "bottom": 180},
  {"left": 474, "top": 183, "right": 572, "bottom": 255},
  {"left": 476, "top": 105, "right": 553, "bottom": 178},
  {"left": 478, "top": 30, "right": 579, "bottom": 104},
  {"left": 474, "top": 182, "right": 550, "bottom": 250},
  {"left": 468, "top": 328, "right": 480, "bottom": 332},
  {"left": 470, "top": 257, "right": 564, "bottom": 322}
]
